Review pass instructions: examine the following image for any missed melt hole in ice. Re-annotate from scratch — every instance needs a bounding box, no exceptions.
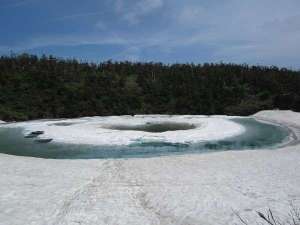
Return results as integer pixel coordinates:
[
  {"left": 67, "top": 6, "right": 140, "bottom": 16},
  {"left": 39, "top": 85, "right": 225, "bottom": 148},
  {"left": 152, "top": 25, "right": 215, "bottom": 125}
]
[{"left": 103, "top": 122, "right": 197, "bottom": 133}]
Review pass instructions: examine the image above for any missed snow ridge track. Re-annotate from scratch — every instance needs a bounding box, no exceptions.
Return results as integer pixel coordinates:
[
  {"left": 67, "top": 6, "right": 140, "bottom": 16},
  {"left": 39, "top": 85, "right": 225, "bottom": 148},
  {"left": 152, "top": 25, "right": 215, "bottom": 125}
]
[{"left": 52, "top": 160, "right": 164, "bottom": 225}]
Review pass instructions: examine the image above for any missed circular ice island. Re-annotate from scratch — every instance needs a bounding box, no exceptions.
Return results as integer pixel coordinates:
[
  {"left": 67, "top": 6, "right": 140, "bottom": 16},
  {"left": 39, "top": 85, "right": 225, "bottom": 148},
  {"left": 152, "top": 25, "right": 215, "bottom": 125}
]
[{"left": 0, "top": 115, "right": 292, "bottom": 159}]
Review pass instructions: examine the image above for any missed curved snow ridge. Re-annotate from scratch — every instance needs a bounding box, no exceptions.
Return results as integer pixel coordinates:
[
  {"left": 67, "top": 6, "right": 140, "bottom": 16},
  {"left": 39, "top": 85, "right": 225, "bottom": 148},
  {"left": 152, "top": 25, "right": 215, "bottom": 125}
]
[{"left": 3, "top": 116, "right": 246, "bottom": 146}]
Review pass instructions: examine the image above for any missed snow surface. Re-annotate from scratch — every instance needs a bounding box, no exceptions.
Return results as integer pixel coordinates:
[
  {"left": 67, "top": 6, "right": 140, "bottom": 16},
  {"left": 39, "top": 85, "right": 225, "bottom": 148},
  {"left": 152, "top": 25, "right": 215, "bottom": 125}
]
[
  {"left": 4, "top": 115, "right": 245, "bottom": 146},
  {"left": 0, "top": 110, "right": 300, "bottom": 225}
]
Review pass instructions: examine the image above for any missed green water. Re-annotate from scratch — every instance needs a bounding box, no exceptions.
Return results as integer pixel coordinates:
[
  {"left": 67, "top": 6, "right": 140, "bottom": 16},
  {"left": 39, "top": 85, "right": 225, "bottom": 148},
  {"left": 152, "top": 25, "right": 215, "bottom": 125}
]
[{"left": 0, "top": 118, "right": 291, "bottom": 159}]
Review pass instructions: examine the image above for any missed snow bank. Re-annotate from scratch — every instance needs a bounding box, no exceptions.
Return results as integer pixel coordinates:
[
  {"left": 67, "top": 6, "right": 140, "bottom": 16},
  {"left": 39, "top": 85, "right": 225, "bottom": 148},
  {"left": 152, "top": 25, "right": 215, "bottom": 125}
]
[
  {"left": 4, "top": 115, "right": 246, "bottom": 146},
  {"left": 254, "top": 110, "right": 300, "bottom": 127}
]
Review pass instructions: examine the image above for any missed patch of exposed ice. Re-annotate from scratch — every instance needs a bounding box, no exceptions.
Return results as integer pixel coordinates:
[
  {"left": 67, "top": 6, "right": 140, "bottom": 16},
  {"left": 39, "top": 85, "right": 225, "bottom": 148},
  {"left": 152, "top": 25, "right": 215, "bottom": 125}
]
[{"left": 3, "top": 115, "right": 246, "bottom": 146}]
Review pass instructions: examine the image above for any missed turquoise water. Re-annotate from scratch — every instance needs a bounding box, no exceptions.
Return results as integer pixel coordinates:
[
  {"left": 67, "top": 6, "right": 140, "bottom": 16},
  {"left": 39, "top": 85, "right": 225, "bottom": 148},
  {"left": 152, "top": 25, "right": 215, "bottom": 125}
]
[{"left": 0, "top": 118, "right": 291, "bottom": 159}]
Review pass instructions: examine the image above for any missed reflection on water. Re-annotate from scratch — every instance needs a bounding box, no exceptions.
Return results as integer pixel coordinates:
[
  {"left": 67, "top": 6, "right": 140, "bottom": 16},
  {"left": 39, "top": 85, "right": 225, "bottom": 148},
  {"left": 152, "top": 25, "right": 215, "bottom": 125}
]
[{"left": 0, "top": 118, "right": 291, "bottom": 159}]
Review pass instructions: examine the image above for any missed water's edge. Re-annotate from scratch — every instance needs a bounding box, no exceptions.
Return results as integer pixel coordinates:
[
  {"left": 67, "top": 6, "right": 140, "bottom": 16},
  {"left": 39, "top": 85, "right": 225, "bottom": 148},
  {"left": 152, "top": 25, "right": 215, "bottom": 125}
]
[{"left": 0, "top": 117, "right": 293, "bottom": 159}]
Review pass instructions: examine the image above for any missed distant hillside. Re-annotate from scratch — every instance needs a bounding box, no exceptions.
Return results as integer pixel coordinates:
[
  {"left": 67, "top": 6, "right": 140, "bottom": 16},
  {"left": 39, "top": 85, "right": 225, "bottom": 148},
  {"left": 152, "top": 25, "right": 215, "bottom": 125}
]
[{"left": 0, "top": 54, "right": 299, "bottom": 121}]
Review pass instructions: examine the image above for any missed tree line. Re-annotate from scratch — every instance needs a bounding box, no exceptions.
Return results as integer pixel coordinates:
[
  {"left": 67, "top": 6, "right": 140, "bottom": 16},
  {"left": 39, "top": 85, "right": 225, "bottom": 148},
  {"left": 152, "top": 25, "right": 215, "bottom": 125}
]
[{"left": 0, "top": 54, "right": 299, "bottom": 121}]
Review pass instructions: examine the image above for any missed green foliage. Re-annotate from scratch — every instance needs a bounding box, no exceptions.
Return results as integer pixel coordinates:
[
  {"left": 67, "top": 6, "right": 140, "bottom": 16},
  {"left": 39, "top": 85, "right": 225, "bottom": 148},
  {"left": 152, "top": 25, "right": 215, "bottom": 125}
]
[{"left": 0, "top": 54, "right": 299, "bottom": 121}]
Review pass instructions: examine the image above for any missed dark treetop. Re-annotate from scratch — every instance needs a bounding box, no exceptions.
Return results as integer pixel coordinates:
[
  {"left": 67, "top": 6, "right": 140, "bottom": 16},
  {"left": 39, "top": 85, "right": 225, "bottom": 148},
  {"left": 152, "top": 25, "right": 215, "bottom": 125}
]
[{"left": 0, "top": 54, "right": 299, "bottom": 121}]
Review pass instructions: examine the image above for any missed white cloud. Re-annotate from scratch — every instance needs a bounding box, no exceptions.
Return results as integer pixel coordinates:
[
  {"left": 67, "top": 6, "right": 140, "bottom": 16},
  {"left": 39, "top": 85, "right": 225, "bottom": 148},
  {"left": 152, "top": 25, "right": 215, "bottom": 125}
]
[
  {"left": 116, "top": 0, "right": 164, "bottom": 25},
  {"left": 177, "top": 5, "right": 211, "bottom": 27},
  {"left": 114, "top": 46, "right": 141, "bottom": 61},
  {"left": 166, "top": 0, "right": 300, "bottom": 67},
  {"left": 95, "top": 21, "right": 106, "bottom": 30},
  {"left": 114, "top": 0, "right": 124, "bottom": 13},
  {"left": 1, "top": 0, "right": 36, "bottom": 8},
  {"left": 52, "top": 12, "right": 104, "bottom": 22},
  {"left": 0, "top": 34, "right": 130, "bottom": 54},
  {"left": 2, "top": 0, "right": 300, "bottom": 67},
  {"left": 261, "top": 14, "right": 300, "bottom": 33}
]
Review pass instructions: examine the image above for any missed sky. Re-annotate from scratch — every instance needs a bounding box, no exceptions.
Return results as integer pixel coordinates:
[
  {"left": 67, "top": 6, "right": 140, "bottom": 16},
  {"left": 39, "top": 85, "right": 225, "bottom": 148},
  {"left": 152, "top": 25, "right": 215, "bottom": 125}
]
[{"left": 0, "top": 0, "right": 300, "bottom": 68}]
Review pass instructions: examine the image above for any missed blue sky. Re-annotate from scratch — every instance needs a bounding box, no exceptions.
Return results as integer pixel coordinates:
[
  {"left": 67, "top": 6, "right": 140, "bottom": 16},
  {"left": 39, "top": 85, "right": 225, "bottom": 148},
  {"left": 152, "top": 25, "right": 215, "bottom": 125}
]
[{"left": 0, "top": 0, "right": 300, "bottom": 68}]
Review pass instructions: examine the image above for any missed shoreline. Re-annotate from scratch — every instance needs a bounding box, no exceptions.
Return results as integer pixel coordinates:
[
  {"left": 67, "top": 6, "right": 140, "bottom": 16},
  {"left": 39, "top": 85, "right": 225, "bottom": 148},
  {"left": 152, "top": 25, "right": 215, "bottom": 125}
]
[
  {"left": 253, "top": 111, "right": 300, "bottom": 147},
  {"left": 252, "top": 117, "right": 300, "bottom": 148}
]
